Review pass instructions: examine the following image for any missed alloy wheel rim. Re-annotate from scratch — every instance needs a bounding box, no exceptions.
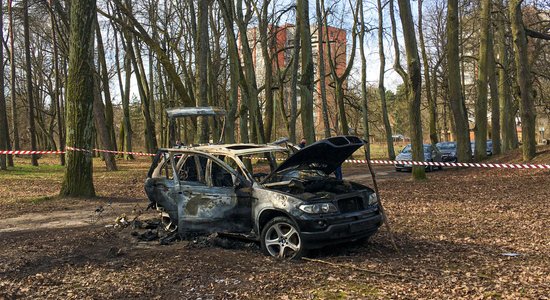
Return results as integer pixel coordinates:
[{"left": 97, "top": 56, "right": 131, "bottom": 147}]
[{"left": 264, "top": 222, "right": 301, "bottom": 258}]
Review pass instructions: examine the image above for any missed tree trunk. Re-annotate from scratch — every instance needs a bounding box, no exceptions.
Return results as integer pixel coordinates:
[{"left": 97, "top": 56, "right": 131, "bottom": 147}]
[
  {"left": 122, "top": 34, "right": 134, "bottom": 159},
  {"left": 50, "top": 0, "right": 65, "bottom": 166},
  {"left": 488, "top": 26, "right": 501, "bottom": 155},
  {"left": 196, "top": 0, "right": 209, "bottom": 143},
  {"left": 297, "top": 0, "right": 315, "bottom": 143},
  {"left": 497, "top": 0, "right": 515, "bottom": 152},
  {"left": 447, "top": 0, "right": 471, "bottom": 162},
  {"left": 92, "top": 65, "right": 117, "bottom": 171},
  {"left": 258, "top": 1, "right": 275, "bottom": 142},
  {"left": 218, "top": 0, "right": 238, "bottom": 143},
  {"left": 474, "top": 0, "right": 491, "bottom": 161},
  {"left": 397, "top": 0, "right": 425, "bottom": 180},
  {"left": 60, "top": 0, "right": 97, "bottom": 197},
  {"left": 509, "top": 0, "right": 536, "bottom": 160},
  {"left": 316, "top": 0, "right": 331, "bottom": 139},
  {"left": 0, "top": 0, "right": 10, "bottom": 170},
  {"left": 96, "top": 17, "right": 117, "bottom": 153},
  {"left": 23, "top": 0, "right": 38, "bottom": 166},
  {"left": 378, "top": 0, "right": 395, "bottom": 160},
  {"left": 289, "top": 18, "right": 300, "bottom": 143},
  {"left": 359, "top": 0, "right": 370, "bottom": 157},
  {"left": 418, "top": 0, "right": 438, "bottom": 146},
  {"left": 8, "top": 0, "right": 18, "bottom": 160}
]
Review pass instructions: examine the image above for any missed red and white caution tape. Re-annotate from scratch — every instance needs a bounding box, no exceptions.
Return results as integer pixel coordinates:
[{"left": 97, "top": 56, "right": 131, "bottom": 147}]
[
  {"left": 0, "top": 150, "right": 65, "bottom": 155},
  {"left": 1, "top": 148, "right": 549, "bottom": 169},
  {"left": 345, "top": 159, "right": 550, "bottom": 169},
  {"left": 66, "top": 146, "right": 155, "bottom": 157}
]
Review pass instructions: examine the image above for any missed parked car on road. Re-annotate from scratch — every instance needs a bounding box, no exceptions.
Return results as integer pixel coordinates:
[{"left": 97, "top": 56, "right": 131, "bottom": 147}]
[
  {"left": 145, "top": 136, "right": 382, "bottom": 259},
  {"left": 436, "top": 141, "right": 457, "bottom": 162},
  {"left": 395, "top": 144, "right": 443, "bottom": 172},
  {"left": 471, "top": 140, "right": 493, "bottom": 157}
]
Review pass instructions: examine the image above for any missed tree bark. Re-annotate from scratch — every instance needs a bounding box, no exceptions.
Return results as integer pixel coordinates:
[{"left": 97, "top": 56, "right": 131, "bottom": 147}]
[
  {"left": 23, "top": 0, "right": 38, "bottom": 166},
  {"left": 196, "top": 0, "right": 209, "bottom": 143},
  {"left": 488, "top": 26, "right": 501, "bottom": 155},
  {"left": 378, "top": 0, "right": 395, "bottom": 160},
  {"left": 316, "top": 0, "right": 331, "bottom": 139},
  {"left": 497, "top": 0, "right": 516, "bottom": 152},
  {"left": 474, "top": 0, "right": 491, "bottom": 161},
  {"left": 60, "top": 0, "right": 97, "bottom": 197},
  {"left": 359, "top": 0, "right": 370, "bottom": 157},
  {"left": 92, "top": 65, "right": 117, "bottom": 171},
  {"left": 218, "top": 0, "right": 239, "bottom": 143},
  {"left": 50, "top": 0, "right": 65, "bottom": 166},
  {"left": 418, "top": 0, "right": 438, "bottom": 146},
  {"left": 96, "top": 18, "right": 117, "bottom": 153},
  {"left": 447, "top": 0, "right": 471, "bottom": 162},
  {"left": 0, "top": 0, "right": 10, "bottom": 170},
  {"left": 7, "top": 0, "right": 18, "bottom": 158},
  {"left": 396, "top": 0, "right": 425, "bottom": 180},
  {"left": 297, "top": 0, "right": 315, "bottom": 143},
  {"left": 509, "top": 0, "right": 536, "bottom": 160}
]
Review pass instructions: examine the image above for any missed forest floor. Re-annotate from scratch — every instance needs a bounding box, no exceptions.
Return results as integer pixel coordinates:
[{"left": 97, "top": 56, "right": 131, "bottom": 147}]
[{"left": 0, "top": 146, "right": 549, "bottom": 299}]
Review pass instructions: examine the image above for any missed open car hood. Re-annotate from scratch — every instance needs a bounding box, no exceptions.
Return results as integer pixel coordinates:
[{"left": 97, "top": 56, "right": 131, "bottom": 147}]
[{"left": 269, "top": 136, "right": 365, "bottom": 176}]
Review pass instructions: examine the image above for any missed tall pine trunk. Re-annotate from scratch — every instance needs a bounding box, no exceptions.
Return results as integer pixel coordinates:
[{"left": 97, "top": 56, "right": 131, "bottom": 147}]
[{"left": 60, "top": 0, "right": 97, "bottom": 197}]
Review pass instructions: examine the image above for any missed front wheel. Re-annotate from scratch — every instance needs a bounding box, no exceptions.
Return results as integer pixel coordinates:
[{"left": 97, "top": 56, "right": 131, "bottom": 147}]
[{"left": 261, "top": 217, "right": 306, "bottom": 259}]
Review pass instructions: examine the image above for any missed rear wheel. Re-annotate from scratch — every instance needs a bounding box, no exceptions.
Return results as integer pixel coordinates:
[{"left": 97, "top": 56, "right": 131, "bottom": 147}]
[{"left": 261, "top": 217, "right": 305, "bottom": 260}]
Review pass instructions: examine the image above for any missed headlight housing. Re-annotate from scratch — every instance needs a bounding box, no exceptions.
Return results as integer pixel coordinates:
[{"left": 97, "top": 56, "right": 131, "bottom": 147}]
[
  {"left": 298, "top": 203, "right": 338, "bottom": 214},
  {"left": 368, "top": 192, "right": 378, "bottom": 205}
]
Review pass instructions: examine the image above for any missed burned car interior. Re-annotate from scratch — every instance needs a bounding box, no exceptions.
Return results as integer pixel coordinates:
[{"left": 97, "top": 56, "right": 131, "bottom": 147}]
[{"left": 145, "top": 135, "right": 382, "bottom": 259}]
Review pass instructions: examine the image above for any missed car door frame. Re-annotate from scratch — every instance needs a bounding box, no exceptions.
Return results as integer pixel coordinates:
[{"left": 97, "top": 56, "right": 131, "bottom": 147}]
[{"left": 172, "top": 150, "right": 253, "bottom": 234}]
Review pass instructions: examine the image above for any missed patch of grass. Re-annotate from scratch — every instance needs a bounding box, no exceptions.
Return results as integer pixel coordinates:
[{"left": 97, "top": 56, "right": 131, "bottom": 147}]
[
  {"left": 28, "top": 195, "right": 57, "bottom": 205},
  {"left": 0, "top": 163, "right": 65, "bottom": 179}
]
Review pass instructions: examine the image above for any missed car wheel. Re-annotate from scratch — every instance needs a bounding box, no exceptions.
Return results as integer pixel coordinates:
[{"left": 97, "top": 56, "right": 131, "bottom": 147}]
[{"left": 261, "top": 217, "right": 305, "bottom": 260}]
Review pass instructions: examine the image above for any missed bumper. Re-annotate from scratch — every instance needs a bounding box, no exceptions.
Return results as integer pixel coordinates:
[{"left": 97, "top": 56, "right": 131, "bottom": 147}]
[{"left": 295, "top": 210, "right": 382, "bottom": 248}]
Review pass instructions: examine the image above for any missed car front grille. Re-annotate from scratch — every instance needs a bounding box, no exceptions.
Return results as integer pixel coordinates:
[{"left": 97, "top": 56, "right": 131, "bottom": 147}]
[{"left": 338, "top": 197, "right": 364, "bottom": 213}]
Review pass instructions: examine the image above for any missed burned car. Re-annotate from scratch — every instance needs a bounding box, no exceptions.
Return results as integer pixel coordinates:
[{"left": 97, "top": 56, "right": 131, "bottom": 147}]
[{"left": 145, "top": 136, "right": 382, "bottom": 259}]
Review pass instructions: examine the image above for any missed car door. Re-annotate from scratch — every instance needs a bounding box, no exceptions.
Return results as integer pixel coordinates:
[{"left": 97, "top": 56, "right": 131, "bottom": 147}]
[{"left": 175, "top": 152, "right": 253, "bottom": 234}]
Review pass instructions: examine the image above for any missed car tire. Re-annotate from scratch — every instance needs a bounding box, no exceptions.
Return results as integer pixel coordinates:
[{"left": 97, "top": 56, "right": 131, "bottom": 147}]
[{"left": 261, "top": 216, "right": 306, "bottom": 260}]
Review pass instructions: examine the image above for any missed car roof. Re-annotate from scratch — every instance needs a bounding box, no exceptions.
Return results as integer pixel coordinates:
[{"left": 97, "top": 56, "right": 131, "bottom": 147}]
[{"left": 161, "top": 143, "right": 287, "bottom": 156}]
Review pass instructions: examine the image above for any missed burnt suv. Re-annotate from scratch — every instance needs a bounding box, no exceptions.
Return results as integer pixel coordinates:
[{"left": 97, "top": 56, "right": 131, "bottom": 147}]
[{"left": 145, "top": 136, "right": 382, "bottom": 259}]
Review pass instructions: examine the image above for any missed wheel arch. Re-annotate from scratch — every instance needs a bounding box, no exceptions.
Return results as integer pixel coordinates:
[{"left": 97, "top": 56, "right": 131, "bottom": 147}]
[{"left": 256, "top": 208, "right": 296, "bottom": 234}]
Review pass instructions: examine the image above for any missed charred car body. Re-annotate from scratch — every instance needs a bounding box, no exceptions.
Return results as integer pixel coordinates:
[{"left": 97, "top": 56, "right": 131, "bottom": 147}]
[{"left": 145, "top": 135, "right": 382, "bottom": 259}]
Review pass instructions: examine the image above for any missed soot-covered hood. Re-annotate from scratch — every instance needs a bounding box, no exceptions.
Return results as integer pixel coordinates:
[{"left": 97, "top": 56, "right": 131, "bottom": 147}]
[{"left": 271, "top": 136, "right": 365, "bottom": 176}]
